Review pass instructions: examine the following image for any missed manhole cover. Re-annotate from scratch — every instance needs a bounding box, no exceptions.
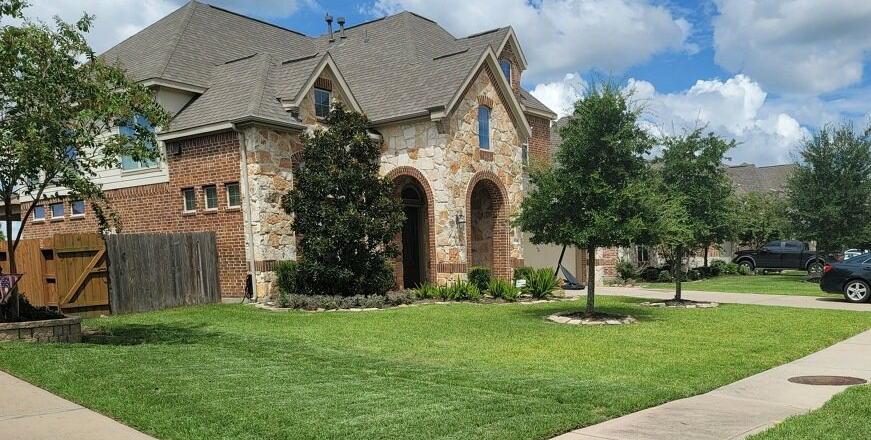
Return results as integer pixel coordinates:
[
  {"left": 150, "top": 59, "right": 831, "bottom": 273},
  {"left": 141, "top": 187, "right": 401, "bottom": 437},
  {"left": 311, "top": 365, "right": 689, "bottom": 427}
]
[{"left": 788, "top": 375, "right": 867, "bottom": 386}]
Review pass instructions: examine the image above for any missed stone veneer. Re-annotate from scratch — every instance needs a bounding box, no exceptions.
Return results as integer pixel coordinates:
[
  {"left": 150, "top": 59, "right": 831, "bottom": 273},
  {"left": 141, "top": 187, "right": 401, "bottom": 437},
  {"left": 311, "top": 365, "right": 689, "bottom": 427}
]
[{"left": 0, "top": 316, "right": 82, "bottom": 343}]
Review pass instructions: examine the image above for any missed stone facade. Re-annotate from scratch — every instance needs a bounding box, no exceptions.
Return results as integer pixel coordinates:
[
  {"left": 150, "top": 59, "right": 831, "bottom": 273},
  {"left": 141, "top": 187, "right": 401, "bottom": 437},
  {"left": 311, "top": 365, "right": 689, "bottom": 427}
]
[{"left": 0, "top": 316, "right": 82, "bottom": 343}]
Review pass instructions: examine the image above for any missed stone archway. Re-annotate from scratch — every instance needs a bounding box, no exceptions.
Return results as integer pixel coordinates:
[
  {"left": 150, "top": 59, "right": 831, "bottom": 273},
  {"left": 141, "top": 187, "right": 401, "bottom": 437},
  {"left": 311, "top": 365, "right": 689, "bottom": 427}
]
[
  {"left": 466, "top": 172, "right": 510, "bottom": 280},
  {"left": 387, "top": 167, "right": 436, "bottom": 288}
]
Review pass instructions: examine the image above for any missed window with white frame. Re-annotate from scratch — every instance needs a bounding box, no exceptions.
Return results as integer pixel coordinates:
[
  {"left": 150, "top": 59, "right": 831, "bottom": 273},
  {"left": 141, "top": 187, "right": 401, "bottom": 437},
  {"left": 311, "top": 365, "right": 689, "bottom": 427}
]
[
  {"left": 50, "top": 202, "right": 64, "bottom": 219},
  {"left": 203, "top": 185, "right": 218, "bottom": 210},
  {"left": 33, "top": 205, "right": 45, "bottom": 221},
  {"left": 71, "top": 200, "right": 85, "bottom": 217},
  {"left": 226, "top": 183, "right": 241, "bottom": 208},
  {"left": 182, "top": 188, "right": 196, "bottom": 212}
]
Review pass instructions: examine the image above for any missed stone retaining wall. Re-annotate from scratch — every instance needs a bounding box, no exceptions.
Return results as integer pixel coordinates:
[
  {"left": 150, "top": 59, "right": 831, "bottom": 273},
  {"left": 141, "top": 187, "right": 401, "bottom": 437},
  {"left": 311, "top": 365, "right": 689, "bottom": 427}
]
[{"left": 0, "top": 317, "right": 82, "bottom": 343}]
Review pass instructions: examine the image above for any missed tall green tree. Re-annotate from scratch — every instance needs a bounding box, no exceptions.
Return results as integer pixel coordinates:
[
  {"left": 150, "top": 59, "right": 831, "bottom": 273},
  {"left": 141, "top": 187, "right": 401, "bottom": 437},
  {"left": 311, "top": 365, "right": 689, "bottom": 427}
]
[
  {"left": 281, "top": 104, "right": 404, "bottom": 297},
  {"left": 0, "top": 4, "right": 168, "bottom": 317},
  {"left": 655, "top": 129, "right": 736, "bottom": 300},
  {"left": 787, "top": 123, "right": 871, "bottom": 255},
  {"left": 734, "top": 191, "right": 791, "bottom": 249},
  {"left": 514, "top": 79, "right": 653, "bottom": 315}
]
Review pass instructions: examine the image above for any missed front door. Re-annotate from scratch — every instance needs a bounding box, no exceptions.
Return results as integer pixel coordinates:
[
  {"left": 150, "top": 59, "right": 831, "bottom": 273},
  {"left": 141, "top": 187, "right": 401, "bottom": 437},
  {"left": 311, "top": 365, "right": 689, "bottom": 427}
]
[{"left": 401, "top": 206, "right": 421, "bottom": 288}]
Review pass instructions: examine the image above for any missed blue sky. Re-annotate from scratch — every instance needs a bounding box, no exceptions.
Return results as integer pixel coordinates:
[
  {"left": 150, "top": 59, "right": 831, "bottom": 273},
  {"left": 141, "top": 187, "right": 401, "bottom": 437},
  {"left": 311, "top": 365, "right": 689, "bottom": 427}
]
[{"left": 13, "top": 0, "right": 871, "bottom": 168}]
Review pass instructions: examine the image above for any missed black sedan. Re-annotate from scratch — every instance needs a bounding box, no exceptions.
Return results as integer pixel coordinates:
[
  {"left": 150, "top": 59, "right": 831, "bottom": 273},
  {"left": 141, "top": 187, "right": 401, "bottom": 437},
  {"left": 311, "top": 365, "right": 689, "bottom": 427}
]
[{"left": 820, "top": 253, "right": 871, "bottom": 303}]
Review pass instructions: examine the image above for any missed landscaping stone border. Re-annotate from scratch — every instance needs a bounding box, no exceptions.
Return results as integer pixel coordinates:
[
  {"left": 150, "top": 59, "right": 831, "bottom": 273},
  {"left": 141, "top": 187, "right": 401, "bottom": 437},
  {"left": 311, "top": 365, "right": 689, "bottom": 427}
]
[
  {"left": 547, "top": 312, "right": 637, "bottom": 326},
  {"left": 639, "top": 301, "right": 719, "bottom": 309},
  {"left": 0, "top": 316, "right": 82, "bottom": 343}
]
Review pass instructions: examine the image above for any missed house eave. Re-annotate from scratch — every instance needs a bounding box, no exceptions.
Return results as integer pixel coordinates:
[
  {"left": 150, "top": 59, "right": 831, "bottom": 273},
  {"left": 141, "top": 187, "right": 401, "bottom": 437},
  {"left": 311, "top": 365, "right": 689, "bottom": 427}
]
[{"left": 141, "top": 78, "right": 207, "bottom": 94}]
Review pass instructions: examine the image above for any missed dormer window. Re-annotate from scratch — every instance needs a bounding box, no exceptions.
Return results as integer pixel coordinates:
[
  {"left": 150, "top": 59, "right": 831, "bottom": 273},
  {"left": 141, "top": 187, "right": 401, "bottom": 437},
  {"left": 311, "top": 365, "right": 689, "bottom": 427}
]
[
  {"left": 500, "top": 59, "right": 511, "bottom": 83},
  {"left": 314, "top": 88, "right": 331, "bottom": 119},
  {"left": 478, "top": 106, "right": 490, "bottom": 150}
]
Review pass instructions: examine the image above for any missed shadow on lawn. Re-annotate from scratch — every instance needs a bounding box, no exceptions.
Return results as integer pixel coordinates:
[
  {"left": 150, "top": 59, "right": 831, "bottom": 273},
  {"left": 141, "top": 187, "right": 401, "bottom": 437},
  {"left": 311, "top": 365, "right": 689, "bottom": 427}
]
[
  {"left": 84, "top": 323, "right": 221, "bottom": 346},
  {"left": 517, "top": 296, "right": 660, "bottom": 322}
]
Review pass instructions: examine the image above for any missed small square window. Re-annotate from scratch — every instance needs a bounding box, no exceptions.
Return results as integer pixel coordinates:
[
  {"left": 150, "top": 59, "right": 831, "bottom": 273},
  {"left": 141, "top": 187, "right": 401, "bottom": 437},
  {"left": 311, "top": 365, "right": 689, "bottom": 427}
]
[
  {"left": 71, "top": 200, "right": 85, "bottom": 217},
  {"left": 33, "top": 206, "right": 45, "bottom": 221},
  {"left": 226, "top": 183, "right": 241, "bottom": 208},
  {"left": 314, "top": 88, "right": 331, "bottom": 119},
  {"left": 50, "top": 203, "right": 64, "bottom": 219},
  {"left": 204, "top": 185, "right": 218, "bottom": 210},
  {"left": 182, "top": 188, "right": 196, "bottom": 212}
]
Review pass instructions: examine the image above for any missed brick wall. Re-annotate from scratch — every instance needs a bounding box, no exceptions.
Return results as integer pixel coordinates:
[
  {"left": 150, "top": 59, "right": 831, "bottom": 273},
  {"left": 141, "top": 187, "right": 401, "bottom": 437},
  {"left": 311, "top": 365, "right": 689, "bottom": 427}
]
[
  {"left": 528, "top": 115, "right": 551, "bottom": 164},
  {"left": 22, "top": 131, "right": 248, "bottom": 298}
]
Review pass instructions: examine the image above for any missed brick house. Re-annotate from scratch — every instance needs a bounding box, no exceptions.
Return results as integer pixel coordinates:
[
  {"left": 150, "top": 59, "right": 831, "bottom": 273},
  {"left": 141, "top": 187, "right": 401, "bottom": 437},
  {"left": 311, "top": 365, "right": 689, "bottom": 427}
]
[{"left": 18, "top": 1, "right": 556, "bottom": 299}]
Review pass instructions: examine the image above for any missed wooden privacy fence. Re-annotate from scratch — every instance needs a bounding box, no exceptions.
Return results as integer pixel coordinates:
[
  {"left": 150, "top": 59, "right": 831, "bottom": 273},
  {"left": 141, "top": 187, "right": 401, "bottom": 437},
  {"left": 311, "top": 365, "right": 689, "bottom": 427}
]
[
  {"left": 0, "top": 232, "right": 220, "bottom": 315},
  {"left": 106, "top": 232, "right": 220, "bottom": 315}
]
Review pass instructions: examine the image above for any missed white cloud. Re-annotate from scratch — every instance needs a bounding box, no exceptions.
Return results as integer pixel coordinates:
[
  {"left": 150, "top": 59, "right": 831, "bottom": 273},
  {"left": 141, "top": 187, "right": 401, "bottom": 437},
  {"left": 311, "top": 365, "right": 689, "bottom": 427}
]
[
  {"left": 713, "top": 0, "right": 871, "bottom": 94},
  {"left": 367, "top": 0, "right": 693, "bottom": 84},
  {"left": 629, "top": 75, "right": 810, "bottom": 165},
  {"left": 529, "top": 73, "right": 586, "bottom": 117}
]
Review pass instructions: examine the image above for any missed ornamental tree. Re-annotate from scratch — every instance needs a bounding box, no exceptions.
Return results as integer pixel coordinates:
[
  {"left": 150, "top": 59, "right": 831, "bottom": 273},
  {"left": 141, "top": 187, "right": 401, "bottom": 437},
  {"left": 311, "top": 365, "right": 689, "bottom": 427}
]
[
  {"left": 514, "top": 79, "right": 653, "bottom": 316},
  {"left": 654, "top": 129, "right": 736, "bottom": 300},
  {"left": 734, "top": 191, "right": 791, "bottom": 249},
  {"left": 281, "top": 104, "right": 404, "bottom": 297},
  {"left": 0, "top": 3, "right": 169, "bottom": 318},
  {"left": 787, "top": 123, "right": 871, "bottom": 255}
]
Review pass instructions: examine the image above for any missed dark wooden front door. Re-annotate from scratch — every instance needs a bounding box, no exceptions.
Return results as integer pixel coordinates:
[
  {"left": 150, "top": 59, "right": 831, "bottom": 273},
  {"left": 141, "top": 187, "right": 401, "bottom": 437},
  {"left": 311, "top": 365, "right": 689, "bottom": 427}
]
[{"left": 402, "top": 206, "right": 422, "bottom": 288}]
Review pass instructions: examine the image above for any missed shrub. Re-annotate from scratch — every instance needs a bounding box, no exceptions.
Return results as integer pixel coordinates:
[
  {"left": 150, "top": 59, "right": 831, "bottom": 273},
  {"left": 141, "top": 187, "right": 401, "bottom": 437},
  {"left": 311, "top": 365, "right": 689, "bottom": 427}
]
[
  {"left": 723, "top": 262, "right": 739, "bottom": 275},
  {"left": 513, "top": 266, "right": 536, "bottom": 283},
  {"left": 414, "top": 282, "right": 439, "bottom": 300},
  {"left": 639, "top": 267, "right": 660, "bottom": 282},
  {"left": 467, "top": 266, "right": 492, "bottom": 292},
  {"left": 687, "top": 268, "right": 702, "bottom": 281},
  {"left": 738, "top": 264, "right": 754, "bottom": 276},
  {"left": 275, "top": 260, "right": 298, "bottom": 295},
  {"left": 487, "top": 278, "right": 519, "bottom": 301},
  {"left": 710, "top": 259, "right": 727, "bottom": 274},
  {"left": 657, "top": 270, "right": 674, "bottom": 283},
  {"left": 385, "top": 291, "right": 415, "bottom": 306},
  {"left": 523, "top": 268, "right": 559, "bottom": 299},
  {"left": 279, "top": 292, "right": 413, "bottom": 310},
  {"left": 615, "top": 259, "right": 636, "bottom": 281}
]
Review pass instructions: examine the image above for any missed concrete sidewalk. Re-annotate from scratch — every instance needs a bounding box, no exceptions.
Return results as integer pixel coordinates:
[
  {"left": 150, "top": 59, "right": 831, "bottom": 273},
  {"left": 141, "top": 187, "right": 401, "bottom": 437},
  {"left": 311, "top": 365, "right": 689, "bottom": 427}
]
[
  {"left": 551, "top": 288, "right": 871, "bottom": 440},
  {"left": 595, "top": 286, "right": 871, "bottom": 312},
  {"left": 0, "top": 372, "right": 157, "bottom": 440}
]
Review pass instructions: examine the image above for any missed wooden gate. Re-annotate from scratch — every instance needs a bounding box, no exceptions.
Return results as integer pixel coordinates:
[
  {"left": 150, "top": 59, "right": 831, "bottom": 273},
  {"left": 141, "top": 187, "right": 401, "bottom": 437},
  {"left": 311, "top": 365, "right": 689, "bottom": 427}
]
[{"left": 0, "top": 233, "right": 108, "bottom": 314}]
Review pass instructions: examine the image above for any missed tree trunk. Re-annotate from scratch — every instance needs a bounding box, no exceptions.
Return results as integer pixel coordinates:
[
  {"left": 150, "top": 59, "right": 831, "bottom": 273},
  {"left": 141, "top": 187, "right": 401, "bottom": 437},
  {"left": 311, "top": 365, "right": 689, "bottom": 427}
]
[
  {"left": 703, "top": 246, "right": 709, "bottom": 267},
  {"left": 586, "top": 247, "right": 596, "bottom": 316},
  {"left": 3, "top": 201, "right": 18, "bottom": 319},
  {"left": 674, "top": 245, "right": 683, "bottom": 301}
]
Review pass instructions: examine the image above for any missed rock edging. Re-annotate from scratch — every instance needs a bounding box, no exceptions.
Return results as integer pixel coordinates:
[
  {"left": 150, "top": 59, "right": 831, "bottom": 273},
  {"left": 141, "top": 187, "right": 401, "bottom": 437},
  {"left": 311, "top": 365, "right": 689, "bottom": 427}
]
[{"left": 0, "top": 316, "right": 82, "bottom": 343}]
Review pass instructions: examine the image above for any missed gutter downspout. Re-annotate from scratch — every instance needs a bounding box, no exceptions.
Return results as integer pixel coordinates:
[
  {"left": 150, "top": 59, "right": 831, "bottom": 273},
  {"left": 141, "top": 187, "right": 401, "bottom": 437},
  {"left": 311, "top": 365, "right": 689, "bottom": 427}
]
[{"left": 232, "top": 124, "right": 258, "bottom": 302}]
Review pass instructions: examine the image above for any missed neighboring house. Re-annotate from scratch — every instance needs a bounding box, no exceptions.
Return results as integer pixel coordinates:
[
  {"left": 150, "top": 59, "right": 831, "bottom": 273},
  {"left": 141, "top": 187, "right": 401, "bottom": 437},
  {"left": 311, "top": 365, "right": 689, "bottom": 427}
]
[{"left": 18, "top": 1, "right": 557, "bottom": 298}]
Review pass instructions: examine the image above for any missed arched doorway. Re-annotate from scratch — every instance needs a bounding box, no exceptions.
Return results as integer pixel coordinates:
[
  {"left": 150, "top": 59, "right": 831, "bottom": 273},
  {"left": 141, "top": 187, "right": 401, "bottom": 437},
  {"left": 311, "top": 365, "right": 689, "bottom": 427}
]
[
  {"left": 466, "top": 173, "right": 510, "bottom": 279},
  {"left": 388, "top": 168, "right": 435, "bottom": 289}
]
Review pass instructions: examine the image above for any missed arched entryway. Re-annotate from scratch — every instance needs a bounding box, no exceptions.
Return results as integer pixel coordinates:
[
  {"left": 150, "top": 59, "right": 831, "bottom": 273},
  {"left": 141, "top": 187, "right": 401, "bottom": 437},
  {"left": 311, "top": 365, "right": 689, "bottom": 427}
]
[
  {"left": 387, "top": 167, "right": 436, "bottom": 288},
  {"left": 466, "top": 172, "right": 510, "bottom": 280}
]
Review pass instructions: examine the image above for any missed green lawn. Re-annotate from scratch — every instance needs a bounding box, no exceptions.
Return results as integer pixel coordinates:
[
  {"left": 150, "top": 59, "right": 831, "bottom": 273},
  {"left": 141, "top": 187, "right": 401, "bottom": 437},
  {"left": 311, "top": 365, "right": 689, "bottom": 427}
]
[
  {"left": 1, "top": 299, "right": 870, "bottom": 440},
  {"left": 750, "top": 385, "right": 871, "bottom": 440},
  {"left": 640, "top": 271, "right": 839, "bottom": 296}
]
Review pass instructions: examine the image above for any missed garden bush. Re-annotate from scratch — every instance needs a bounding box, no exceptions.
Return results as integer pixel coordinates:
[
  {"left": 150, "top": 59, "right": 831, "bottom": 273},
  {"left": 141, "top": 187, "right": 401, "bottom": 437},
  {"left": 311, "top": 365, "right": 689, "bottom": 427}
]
[
  {"left": 278, "top": 292, "right": 414, "bottom": 310},
  {"left": 413, "top": 282, "right": 439, "bottom": 300},
  {"left": 523, "top": 268, "right": 559, "bottom": 299},
  {"left": 657, "top": 269, "right": 674, "bottom": 283},
  {"left": 639, "top": 266, "right": 660, "bottom": 282},
  {"left": 615, "top": 259, "right": 636, "bottom": 281},
  {"left": 738, "top": 264, "right": 754, "bottom": 276},
  {"left": 723, "top": 262, "right": 739, "bottom": 275},
  {"left": 709, "top": 259, "right": 726, "bottom": 276},
  {"left": 440, "top": 280, "right": 480, "bottom": 301},
  {"left": 275, "top": 260, "right": 298, "bottom": 295},
  {"left": 467, "top": 266, "right": 492, "bottom": 292},
  {"left": 687, "top": 268, "right": 702, "bottom": 281},
  {"left": 513, "top": 266, "right": 535, "bottom": 283},
  {"left": 486, "top": 278, "right": 519, "bottom": 302}
]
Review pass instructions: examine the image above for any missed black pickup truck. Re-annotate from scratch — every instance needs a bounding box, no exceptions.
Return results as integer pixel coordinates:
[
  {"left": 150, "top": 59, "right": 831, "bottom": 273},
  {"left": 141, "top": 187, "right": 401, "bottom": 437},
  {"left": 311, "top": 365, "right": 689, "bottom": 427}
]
[{"left": 731, "top": 240, "right": 836, "bottom": 277}]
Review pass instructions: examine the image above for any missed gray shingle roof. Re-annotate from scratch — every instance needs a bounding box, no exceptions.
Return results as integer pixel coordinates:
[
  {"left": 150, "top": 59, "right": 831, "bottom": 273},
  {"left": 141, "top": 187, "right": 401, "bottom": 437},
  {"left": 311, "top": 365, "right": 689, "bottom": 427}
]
[
  {"left": 520, "top": 89, "right": 556, "bottom": 117},
  {"left": 725, "top": 163, "right": 795, "bottom": 195},
  {"left": 105, "top": 2, "right": 555, "bottom": 133}
]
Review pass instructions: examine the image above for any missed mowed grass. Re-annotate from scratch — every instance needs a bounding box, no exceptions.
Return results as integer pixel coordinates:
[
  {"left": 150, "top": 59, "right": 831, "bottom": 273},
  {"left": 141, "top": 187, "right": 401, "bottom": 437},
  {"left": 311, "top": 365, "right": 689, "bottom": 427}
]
[
  {"left": 1, "top": 298, "right": 870, "bottom": 440},
  {"left": 641, "top": 271, "right": 838, "bottom": 296},
  {"left": 750, "top": 385, "right": 871, "bottom": 440}
]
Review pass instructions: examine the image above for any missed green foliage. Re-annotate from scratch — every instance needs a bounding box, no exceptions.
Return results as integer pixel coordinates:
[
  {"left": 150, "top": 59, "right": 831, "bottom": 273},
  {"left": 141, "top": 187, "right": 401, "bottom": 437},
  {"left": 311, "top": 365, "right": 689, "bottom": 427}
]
[
  {"left": 723, "top": 262, "right": 739, "bottom": 275},
  {"left": 687, "top": 268, "right": 702, "bottom": 281},
  {"left": 615, "top": 259, "right": 636, "bottom": 281},
  {"left": 657, "top": 270, "right": 674, "bottom": 283},
  {"left": 639, "top": 267, "right": 660, "bottom": 282},
  {"left": 737, "top": 265, "right": 754, "bottom": 276},
  {"left": 787, "top": 123, "right": 871, "bottom": 253},
  {"left": 281, "top": 105, "right": 404, "bottom": 297},
  {"left": 710, "top": 259, "right": 727, "bottom": 273},
  {"left": 467, "top": 266, "right": 492, "bottom": 292},
  {"left": 514, "top": 78, "right": 653, "bottom": 314},
  {"left": 278, "top": 292, "right": 414, "bottom": 310},
  {"left": 0, "top": 4, "right": 170, "bottom": 318},
  {"left": 275, "top": 261, "right": 298, "bottom": 295},
  {"left": 735, "top": 192, "right": 792, "bottom": 248},
  {"left": 486, "top": 278, "right": 519, "bottom": 302},
  {"left": 0, "top": 294, "right": 64, "bottom": 323},
  {"left": 513, "top": 266, "right": 535, "bottom": 282},
  {"left": 413, "top": 282, "right": 439, "bottom": 300},
  {"left": 523, "top": 268, "right": 559, "bottom": 299}
]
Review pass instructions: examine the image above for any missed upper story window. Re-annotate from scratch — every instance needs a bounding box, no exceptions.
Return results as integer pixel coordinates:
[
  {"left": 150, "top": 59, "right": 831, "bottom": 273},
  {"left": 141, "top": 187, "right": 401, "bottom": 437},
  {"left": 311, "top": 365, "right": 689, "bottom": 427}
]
[
  {"left": 33, "top": 205, "right": 45, "bottom": 221},
  {"left": 120, "top": 115, "right": 157, "bottom": 171},
  {"left": 500, "top": 59, "right": 511, "bottom": 83},
  {"left": 226, "top": 182, "right": 241, "bottom": 208},
  {"left": 478, "top": 106, "right": 491, "bottom": 150},
  {"left": 182, "top": 188, "right": 196, "bottom": 213},
  {"left": 203, "top": 185, "right": 218, "bottom": 211},
  {"left": 50, "top": 202, "right": 64, "bottom": 220},
  {"left": 314, "top": 88, "right": 331, "bottom": 119},
  {"left": 71, "top": 200, "right": 85, "bottom": 217}
]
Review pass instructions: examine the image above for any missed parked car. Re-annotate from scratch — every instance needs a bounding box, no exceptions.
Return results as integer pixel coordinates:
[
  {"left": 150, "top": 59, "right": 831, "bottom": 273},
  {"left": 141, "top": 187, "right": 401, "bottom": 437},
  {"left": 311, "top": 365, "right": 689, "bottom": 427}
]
[
  {"left": 820, "top": 253, "right": 871, "bottom": 303},
  {"left": 732, "top": 240, "right": 838, "bottom": 277},
  {"left": 843, "top": 249, "right": 870, "bottom": 260}
]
